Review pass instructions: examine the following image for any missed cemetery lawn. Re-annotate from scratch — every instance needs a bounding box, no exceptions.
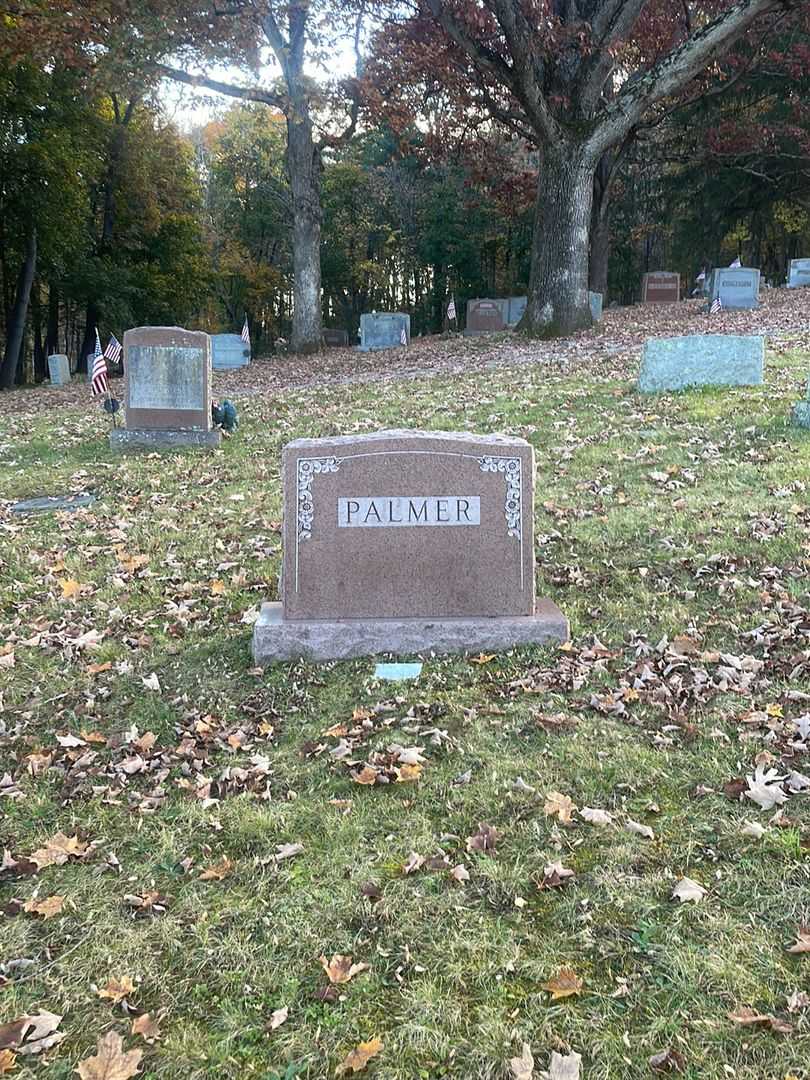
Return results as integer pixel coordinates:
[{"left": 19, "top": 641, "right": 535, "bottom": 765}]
[{"left": 2, "top": 337, "right": 810, "bottom": 1080}]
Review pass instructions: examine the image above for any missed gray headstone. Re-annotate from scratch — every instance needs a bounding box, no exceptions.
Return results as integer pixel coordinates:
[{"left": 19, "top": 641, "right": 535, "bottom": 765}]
[
  {"left": 791, "top": 377, "right": 810, "bottom": 428},
  {"left": 359, "top": 313, "right": 410, "bottom": 351},
  {"left": 506, "top": 296, "right": 527, "bottom": 326},
  {"left": 787, "top": 259, "right": 810, "bottom": 289},
  {"left": 11, "top": 494, "right": 96, "bottom": 514},
  {"left": 589, "top": 291, "right": 603, "bottom": 322},
  {"left": 708, "top": 268, "right": 760, "bottom": 309},
  {"left": 47, "top": 354, "right": 70, "bottom": 386},
  {"left": 323, "top": 329, "right": 350, "bottom": 348},
  {"left": 211, "top": 333, "right": 250, "bottom": 370},
  {"left": 638, "top": 334, "right": 765, "bottom": 393}
]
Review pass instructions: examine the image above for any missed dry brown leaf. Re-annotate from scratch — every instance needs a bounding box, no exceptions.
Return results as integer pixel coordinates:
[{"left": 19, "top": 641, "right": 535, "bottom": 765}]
[
  {"left": 3, "top": 1011, "right": 64, "bottom": 1056},
  {"left": 320, "top": 954, "right": 369, "bottom": 984},
  {"left": 542, "top": 967, "right": 583, "bottom": 1000},
  {"left": 0, "top": 1049, "right": 16, "bottom": 1074},
  {"left": 649, "top": 1047, "right": 686, "bottom": 1072},
  {"left": 29, "top": 831, "right": 88, "bottom": 868},
  {"left": 76, "top": 1031, "right": 143, "bottom": 1080},
  {"left": 544, "top": 791, "right": 576, "bottom": 824},
  {"left": 395, "top": 762, "right": 423, "bottom": 782},
  {"left": 22, "top": 895, "right": 64, "bottom": 919},
  {"left": 59, "top": 578, "right": 82, "bottom": 599},
  {"left": 350, "top": 765, "right": 378, "bottom": 786},
  {"left": 335, "top": 1036, "right": 383, "bottom": 1075},
  {"left": 97, "top": 976, "right": 135, "bottom": 1004},
  {"left": 729, "top": 1007, "right": 793, "bottom": 1034},
  {"left": 402, "top": 851, "right": 425, "bottom": 875},
  {"left": 539, "top": 860, "right": 575, "bottom": 889},
  {"left": 466, "top": 822, "right": 499, "bottom": 854},
  {"left": 198, "top": 857, "right": 233, "bottom": 881},
  {"left": 787, "top": 926, "right": 810, "bottom": 954},
  {"left": 130, "top": 1014, "right": 161, "bottom": 1042},
  {"left": 579, "top": 806, "right": 613, "bottom": 826},
  {"left": 450, "top": 863, "right": 470, "bottom": 883}
]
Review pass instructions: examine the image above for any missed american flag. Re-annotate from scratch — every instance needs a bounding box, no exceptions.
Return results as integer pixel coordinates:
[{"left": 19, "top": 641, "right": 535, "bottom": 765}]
[
  {"left": 241, "top": 314, "right": 250, "bottom": 347},
  {"left": 710, "top": 296, "right": 723, "bottom": 314},
  {"left": 447, "top": 297, "right": 456, "bottom": 322},
  {"left": 400, "top": 325, "right": 408, "bottom": 345},
  {"left": 104, "top": 333, "right": 122, "bottom": 364},
  {"left": 729, "top": 257, "right": 742, "bottom": 268},
  {"left": 90, "top": 329, "right": 109, "bottom": 396}
]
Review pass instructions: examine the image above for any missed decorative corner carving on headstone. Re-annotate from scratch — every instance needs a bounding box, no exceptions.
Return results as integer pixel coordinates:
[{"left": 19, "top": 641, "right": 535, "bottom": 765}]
[
  {"left": 297, "top": 456, "right": 342, "bottom": 541},
  {"left": 478, "top": 456, "right": 522, "bottom": 538}
]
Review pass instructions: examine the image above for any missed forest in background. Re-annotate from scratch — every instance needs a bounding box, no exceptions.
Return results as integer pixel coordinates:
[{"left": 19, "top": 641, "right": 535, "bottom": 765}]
[{"left": 1, "top": 1, "right": 810, "bottom": 381}]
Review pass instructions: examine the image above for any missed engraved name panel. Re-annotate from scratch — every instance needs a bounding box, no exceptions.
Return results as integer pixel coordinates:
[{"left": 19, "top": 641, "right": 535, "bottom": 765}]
[
  {"left": 128, "top": 345, "right": 205, "bottom": 411},
  {"left": 338, "top": 496, "right": 480, "bottom": 527}
]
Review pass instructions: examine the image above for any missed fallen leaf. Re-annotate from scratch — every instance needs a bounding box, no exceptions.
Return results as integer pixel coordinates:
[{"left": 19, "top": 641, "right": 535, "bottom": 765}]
[
  {"left": 741, "top": 821, "right": 766, "bottom": 839},
  {"left": 0, "top": 1050, "right": 15, "bottom": 1074},
  {"left": 787, "top": 989, "right": 810, "bottom": 1012},
  {"left": 0, "top": 651, "right": 15, "bottom": 670},
  {"left": 542, "top": 967, "right": 583, "bottom": 1000},
  {"left": 544, "top": 792, "right": 577, "bottom": 824},
  {"left": 470, "top": 653, "right": 495, "bottom": 664},
  {"left": 59, "top": 578, "right": 82, "bottom": 599},
  {"left": 787, "top": 927, "right": 810, "bottom": 954},
  {"left": 335, "top": 1036, "right": 383, "bottom": 1075},
  {"left": 76, "top": 1030, "right": 143, "bottom": 1080},
  {"left": 275, "top": 843, "right": 304, "bottom": 861},
  {"left": 626, "top": 819, "right": 655, "bottom": 840},
  {"left": 141, "top": 673, "right": 161, "bottom": 692},
  {"left": 729, "top": 1007, "right": 793, "bottom": 1034},
  {"left": 29, "top": 831, "right": 88, "bottom": 868},
  {"left": 0, "top": 1011, "right": 64, "bottom": 1055},
  {"left": 579, "top": 806, "right": 613, "bottom": 826},
  {"left": 131, "top": 1013, "right": 161, "bottom": 1042},
  {"left": 545, "top": 1050, "right": 581, "bottom": 1079},
  {"left": 268, "top": 1005, "right": 289, "bottom": 1030},
  {"left": 22, "top": 895, "right": 64, "bottom": 919},
  {"left": 466, "top": 822, "right": 499, "bottom": 854},
  {"left": 539, "top": 860, "right": 576, "bottom": 889},
  {"left": 649, "top": 1047, "right": 686, "bottom": 1072},
  {"left": 450, "top": 864, "right": 470, "bottom": 883},
  {"left": 745, "top": 763, "right": 789, "bottom": 810},
  {"left": 402, "top": 852, "right": 425, "bottom": 875},
  {"left": 350, "top": 765, "right": 378, "bottom": 786},
  {"left": 97, "top": 975, "right": 135, "bottom": 1004},
  {"left": 509, "top": 1041, "right": 534, "bottom": 1080},
  {"left": 199, "top": 857, "right": 233, "bottom": 881},
  {"left": 671, "top": 877, "right": 707, "bottom": 904},
  {"left": 320, "top": 954, "right": 369, "bottom": 984}
]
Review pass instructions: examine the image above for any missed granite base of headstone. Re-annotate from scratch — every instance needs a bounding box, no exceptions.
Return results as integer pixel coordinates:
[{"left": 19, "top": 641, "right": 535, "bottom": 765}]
[
  {"left": 708, "top": 268, "right": 760, "bottom": 309},
  {"left": 359, "top": 313, "right": 410, "bottom": 351},
  {"left": 111, "top": 326, "right": 221, "bottom": 452},
  {"left": 323, "top": 329, "right": 349, "bottom": 348},
  {"left": 252, "top": 429, "right": 568, "bottom": 663},
  {"left": 211, "top": 333, "right": 250, "bottom": 370},
  {"left": 787, "top": 259, "right": 810, "bottom": 289},
  {"left": 642, "top": 272, "right": 680, "bottom": 304},
  {"left": 589, "top": 291, "right": 603, "bottom": 322},
  {"left": 638, "top": 334, "right": 765, "bottom": 393},
  {"left": 47, "top": 354, "right": 70, "bottom": 386}
]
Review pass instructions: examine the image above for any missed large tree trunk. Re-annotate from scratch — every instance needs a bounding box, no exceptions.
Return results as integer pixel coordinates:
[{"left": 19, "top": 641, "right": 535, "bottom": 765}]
[
  {"left": 287, "top": 114, "right": 323, "bottom": 354},
  {"left": 0, "top": 225, "right": 37, "bottom": 390},
  {"left": 519, "top": 144, "right": 596, "bottom": 337}
]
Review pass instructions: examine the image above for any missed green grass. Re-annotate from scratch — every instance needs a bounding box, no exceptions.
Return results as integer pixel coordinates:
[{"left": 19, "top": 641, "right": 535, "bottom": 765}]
[{"left": 1, "top": 345, "right": 809, "bottom": 1079}]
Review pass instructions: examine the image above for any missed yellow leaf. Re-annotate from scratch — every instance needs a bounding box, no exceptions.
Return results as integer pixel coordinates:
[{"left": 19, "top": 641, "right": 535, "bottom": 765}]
[
  {"left": 542, "top": 966, "right": 584, "bottom": 1000},
  {"left": 59, "top": 578, "right": 82, "bottom": 599},
  {"left": 199, "top": 857, "right": 234, "bottom": 881},
  {"left": 97, "top": 975, "right": 135, "bottom": 1004},
  {"left": 469, "top": 653, "right": 495, "bottom": 665},
  {"left": 766, "top": 703, "right": 784, "bottom": 718},
  {"left": 0, "top": 1049, "right": 16, "bottom": 1074},
  {"left": 23, "top": 895, "right": 64, "bottom": 919},
  {"left": 544, "top": 791, "right": 577, "bottom": 824},
  {"left": 395, "top": 763, "right": 422, "bottom": 782},
  {"left": 350, "top": 765, "right": 378, "bottom": 786},
  {"left": 210, "top": 580, "right": 226, "bottom": 595},
  {"left": 335, "top": 1036, "right": 383, "bottom": 1075},
  {"left": 76, "top": 1031, "right": 142, "bottom": 1080}
]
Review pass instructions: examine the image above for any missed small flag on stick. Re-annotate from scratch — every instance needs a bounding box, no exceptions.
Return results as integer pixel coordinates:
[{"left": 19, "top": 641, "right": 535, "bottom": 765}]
[
  {"left": 400, "top": 325, "right": 408, "bottom": 346},
  {"left": 241, "top": 314, "right": 250, "bottom": 347},
  {"left": 91, "top": 329, "right": 109, "bottom": 396},
  {"left": 729, "top": 257, "right": 742, "bottom": 268},
  {"left": 104, "top": 333, "right": 122, "bottom": 364},
  {"left": 447, "top": 296, "right": 456, "bottom": 322},
  {"left": 710, "top": 296, "right": 722, "bottom": 315}
]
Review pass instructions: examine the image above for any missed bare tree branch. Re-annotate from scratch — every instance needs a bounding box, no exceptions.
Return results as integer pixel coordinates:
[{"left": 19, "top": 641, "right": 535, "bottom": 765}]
[{"left": 155, "top": 63, "right": 284, "bottom": 109}]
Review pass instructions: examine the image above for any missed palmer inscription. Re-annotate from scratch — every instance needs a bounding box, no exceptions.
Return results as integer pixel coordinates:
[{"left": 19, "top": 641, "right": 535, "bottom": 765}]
[{"left": 338, "top": 496, "right": 480, "bottom": 527}]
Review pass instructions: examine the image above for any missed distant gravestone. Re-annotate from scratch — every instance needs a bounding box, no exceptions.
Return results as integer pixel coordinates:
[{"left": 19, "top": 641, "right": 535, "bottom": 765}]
[
  {"left": 251, "top": 429, "right": 568, "bottom": 661},
  {"left": 642, "top": 272, "right": 680, "bottom": 304},
  {"left": 359, "top": 313, "right": 409, "bottom": 351},
  {"left": 506, "top": 296, "right": 527, "bottom": 325},
  {"left": 323, "top": 328, "right": 349, "bottom": 348},
  {"left": 708, "top": 268, "right": 760, "bottom": 309},
  {"left": 589, "top": 291, "right": 603, "bottom": 322},
  {"left": 464, "top": 300, "right": 507, "bottom": 336},
  {"left": 211, "top": 333, "right": 250, "bottom": 370},
  {"left": 792, "top": 378, "right": 810, "bottom": 428},
  {"left": 110, "top": 326, "right": 221, "bottom": 451},
  {"left": 787, "top": 259, "right": 810, "bottom": 289},
  {"left": 11, "top": 493, "right": 96, "bottom": 514},
  {"left": 638, "top": 334, "right": 765, "bottom": 393},
  {"left": 47, "top": 354, "right": 70, "bottom": 386}
]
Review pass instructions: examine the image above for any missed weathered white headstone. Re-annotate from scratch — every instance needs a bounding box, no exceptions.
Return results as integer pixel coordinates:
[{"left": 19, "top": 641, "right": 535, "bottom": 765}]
[
  {"left": 787, "top": 259, "right": 810, "bottom": 289},
  {"left": 211, "top": 333, "right": 250, "bottom": 370},
  {"left": 638, "top": 335, "right": 765, "bottom": 393},
  {"left": 359, "top": 313, "right": 409, "bottom": 351},
  {"left": 708, "top": 268, "right": 760, "bottom": 309},
  {"left": 47, "top": 354, "right": 70, "bottom": 386}
]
